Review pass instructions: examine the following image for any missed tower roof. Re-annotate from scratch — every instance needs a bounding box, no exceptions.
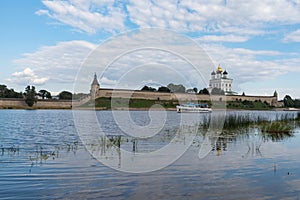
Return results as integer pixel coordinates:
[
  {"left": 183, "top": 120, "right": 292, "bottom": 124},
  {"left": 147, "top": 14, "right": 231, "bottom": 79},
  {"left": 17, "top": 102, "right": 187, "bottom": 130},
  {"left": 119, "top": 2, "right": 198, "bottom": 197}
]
[
  {"left": 211, "top": 70, "right": 216, "bottom": 75},
  {"left": 223, "top": 70, "right": 228, "bottom": 75},
  {"left": 91, "top": 73, "right": 99, "bottom": 86},
  {"left": 217, "top": 65, "right": 223, "bottom": 73}
]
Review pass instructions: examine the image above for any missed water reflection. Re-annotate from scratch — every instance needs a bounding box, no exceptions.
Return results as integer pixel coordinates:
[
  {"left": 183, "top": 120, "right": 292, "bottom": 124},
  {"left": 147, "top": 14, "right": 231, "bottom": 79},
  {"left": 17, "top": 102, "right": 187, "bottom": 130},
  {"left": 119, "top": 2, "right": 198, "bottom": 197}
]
[
  {"left": 2, "top": 111, "right": 297, "bottom": 166},
  {"left": 262, "top": 131, "right": 294, "bottom": 142},
  {"left": 1, "top": 110, "right": 300, "bottom": 199}
]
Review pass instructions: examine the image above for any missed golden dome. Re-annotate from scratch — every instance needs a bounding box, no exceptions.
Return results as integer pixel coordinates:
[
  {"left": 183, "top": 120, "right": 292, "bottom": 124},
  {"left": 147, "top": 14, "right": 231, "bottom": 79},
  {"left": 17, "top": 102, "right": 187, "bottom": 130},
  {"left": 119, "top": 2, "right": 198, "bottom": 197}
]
[{"left": 217, "top": 65, "right": 223, "bottom": 73}]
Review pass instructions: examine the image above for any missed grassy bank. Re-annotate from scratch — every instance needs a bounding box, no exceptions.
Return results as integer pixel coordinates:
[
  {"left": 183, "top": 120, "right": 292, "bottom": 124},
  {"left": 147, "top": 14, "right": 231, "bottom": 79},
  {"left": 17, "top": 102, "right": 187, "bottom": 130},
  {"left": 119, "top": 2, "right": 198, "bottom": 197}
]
[
  {"left": 227, "top": 100, "right": 273, "bottom": 110},
  {"left": 81, "top": 97, "right": 274, "bottom": 110},
  {"left": 81, "top": 97, "right": 179, "bottom": 109}
]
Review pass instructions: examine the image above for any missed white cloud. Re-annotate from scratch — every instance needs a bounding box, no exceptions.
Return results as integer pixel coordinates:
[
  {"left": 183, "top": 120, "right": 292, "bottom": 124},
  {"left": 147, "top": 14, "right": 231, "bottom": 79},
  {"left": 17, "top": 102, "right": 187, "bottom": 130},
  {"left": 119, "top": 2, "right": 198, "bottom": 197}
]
[
  {"left": 9, "top": 31, "right": 300, "bottom": 95},
  {"left": 70, "top": 29, "right": 217, "bottom": 92},
  {"left": 11, "top": 40, "right": 97, "bottom": 89},
  {"left": 9, "top": 67, "right": 49, "bottom": 86},
  {"left": 127, "top": 0, "right": 300, "bottom": 35},
  {"left": 37, "top": 0, "right": 300, "bottom": 37},
  {"left": 283, "top": 29, "right": 300, "bottom": 42},
  {"left": 12, "top": 68, "right": 35, "bottom": 77},
  {"left": 37, "top": 0, "right": 126, "bottom": 34},
  {"left": 197, "top": 35, "right": 249, "bottom": 43},
  {"left": 201, "top": 43, "right": 300, "bottom": 85},
  {"left": 99, "top": 77, "right": 117, "bottom": 87},
  {"left": 35, "top": 9, "right": 50, "bottom": 16},
  {"left": 75, "top": 30, "right": 300, "bottom": 94}
]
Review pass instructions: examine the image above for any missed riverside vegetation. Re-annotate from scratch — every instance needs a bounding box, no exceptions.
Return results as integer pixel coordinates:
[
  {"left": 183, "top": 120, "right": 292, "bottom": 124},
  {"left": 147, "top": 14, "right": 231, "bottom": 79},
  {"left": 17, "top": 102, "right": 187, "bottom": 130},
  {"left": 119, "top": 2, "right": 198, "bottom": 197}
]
[
  {"left": 83, "top": 97, "right": 275, "bottom": 110},
  {"left": 200, "top": 112, "right": 300, "bottom": 144}
]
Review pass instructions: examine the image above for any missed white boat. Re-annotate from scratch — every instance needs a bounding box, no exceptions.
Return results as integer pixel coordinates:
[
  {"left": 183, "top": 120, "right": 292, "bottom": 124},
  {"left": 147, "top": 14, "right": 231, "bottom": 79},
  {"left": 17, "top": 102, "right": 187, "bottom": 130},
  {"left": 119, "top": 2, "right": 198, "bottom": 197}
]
[
  {"left": 283, "top": 107, "right": 300, "bottom": 111},
  {"left": 176, "top": 103, "right": 212, "bottom": 113}
]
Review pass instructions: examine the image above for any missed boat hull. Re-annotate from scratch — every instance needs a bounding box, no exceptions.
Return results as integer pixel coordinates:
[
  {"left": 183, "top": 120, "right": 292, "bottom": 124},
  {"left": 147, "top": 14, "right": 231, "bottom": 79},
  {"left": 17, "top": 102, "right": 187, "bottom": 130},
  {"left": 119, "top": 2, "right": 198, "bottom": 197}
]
[{"left": 176, "top": 105, "right": 212, "bottom": 113}]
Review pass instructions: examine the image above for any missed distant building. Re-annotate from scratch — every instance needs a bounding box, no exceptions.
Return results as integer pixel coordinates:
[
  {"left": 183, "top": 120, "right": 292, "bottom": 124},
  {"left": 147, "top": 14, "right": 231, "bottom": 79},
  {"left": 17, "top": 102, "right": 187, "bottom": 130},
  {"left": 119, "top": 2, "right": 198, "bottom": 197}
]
[
  {"left": 86, "top": 71, "right": 279, "bottom": 107},
  {"left": 208, "top": 65, "right": 233, "bottom": 95},
  {"left": 90, "top": 73, "right": 100, "bottom": 100},
  {"left": 186, "top": 89, "right": 196, "bottom": 94}
]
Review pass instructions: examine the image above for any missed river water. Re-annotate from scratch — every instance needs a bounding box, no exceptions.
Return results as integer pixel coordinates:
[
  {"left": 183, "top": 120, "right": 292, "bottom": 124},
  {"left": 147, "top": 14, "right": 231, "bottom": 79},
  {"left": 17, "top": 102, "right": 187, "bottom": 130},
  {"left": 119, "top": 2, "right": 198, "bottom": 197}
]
[{"left": 0, "top": 109, "right": 300, "bottom": 199}]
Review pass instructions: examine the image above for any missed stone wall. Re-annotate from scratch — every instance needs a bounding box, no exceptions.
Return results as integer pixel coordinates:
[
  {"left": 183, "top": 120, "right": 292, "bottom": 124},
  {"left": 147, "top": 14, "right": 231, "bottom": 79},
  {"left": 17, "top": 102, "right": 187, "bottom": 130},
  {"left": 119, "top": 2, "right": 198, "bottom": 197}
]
[
  {"left": 95, "top": 89, "right": 279, "bottom": 107},
  {"left": 97, "top": 89, "right": 211, "bottom": 101},
  {"left": 34, "top": 100, "right": 72, "bottom": 109},
  {"left": 0, "top": 90, "right": 279, "bottom": 109},
  {"left": 0, "top": 98, "right": 72, "bottom": 109},
  {"left": 226, "top": 95, "right": 278, "bottom": 106}
]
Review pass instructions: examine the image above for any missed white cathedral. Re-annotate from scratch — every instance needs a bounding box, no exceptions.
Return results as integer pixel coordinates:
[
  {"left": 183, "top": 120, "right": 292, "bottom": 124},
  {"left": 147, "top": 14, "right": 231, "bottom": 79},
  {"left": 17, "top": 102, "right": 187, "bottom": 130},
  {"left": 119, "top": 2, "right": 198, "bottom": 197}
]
[{"left": 208, "top": 65, "right": 233, "bottom": 95}]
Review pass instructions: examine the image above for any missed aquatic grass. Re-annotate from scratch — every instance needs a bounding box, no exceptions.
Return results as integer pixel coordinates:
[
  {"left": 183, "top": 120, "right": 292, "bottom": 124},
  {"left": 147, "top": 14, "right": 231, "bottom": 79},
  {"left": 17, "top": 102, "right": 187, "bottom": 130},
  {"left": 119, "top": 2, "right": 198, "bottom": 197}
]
[
  {"left": 200, "top": 113, "right": 264, "bottom": 133},
  {"left": 29, "top": 146, "right": 52, "bottom": 162},
  {"left": 108, "top": 135, "right": 121, "bottom": 148},
  {"left": 0, "top": 145, "right": 20, "bottom": 156},
  {"left": 261, "top": 121, "right": 293, "bottom": 134},
  {"left": 200, "top": 112, "right": 299, "bottom": 137},
  {"left": 93, "top": 135, "right": 122, "bottom": 153},
  {"left": 223, "top": 114, "right": 253, "bottom": 130},
  {"left": 258, "top": 112, "right": 297, "bottom": 139},
  {"left": 28, "top": 142, "right": 79, "bottom": 164},
  {"left": 262, "top": 132, "right": 293, "bottom": 142}
]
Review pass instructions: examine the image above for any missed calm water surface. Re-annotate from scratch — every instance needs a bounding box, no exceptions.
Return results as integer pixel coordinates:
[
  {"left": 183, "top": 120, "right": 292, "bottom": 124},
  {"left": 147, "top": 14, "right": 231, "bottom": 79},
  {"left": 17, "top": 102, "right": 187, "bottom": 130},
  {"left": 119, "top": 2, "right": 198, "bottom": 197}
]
[{"left": 0, "top": 110, "right": 300, "bottom": 199}]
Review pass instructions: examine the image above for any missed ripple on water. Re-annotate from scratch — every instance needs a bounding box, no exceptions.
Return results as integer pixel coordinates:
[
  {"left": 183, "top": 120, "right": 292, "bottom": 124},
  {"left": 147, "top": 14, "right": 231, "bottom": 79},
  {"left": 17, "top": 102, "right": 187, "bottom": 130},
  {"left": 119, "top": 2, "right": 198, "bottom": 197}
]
[{"left": 0, "top": 110, "right": 300, "bottom": 199}]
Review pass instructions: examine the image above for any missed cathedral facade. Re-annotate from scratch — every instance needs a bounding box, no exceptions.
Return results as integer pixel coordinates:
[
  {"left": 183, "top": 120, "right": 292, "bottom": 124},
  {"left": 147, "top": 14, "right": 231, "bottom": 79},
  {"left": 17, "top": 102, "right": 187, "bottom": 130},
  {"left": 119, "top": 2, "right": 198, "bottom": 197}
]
[{"left": 208, "top": 65, "right": 233, "bottom": 95}]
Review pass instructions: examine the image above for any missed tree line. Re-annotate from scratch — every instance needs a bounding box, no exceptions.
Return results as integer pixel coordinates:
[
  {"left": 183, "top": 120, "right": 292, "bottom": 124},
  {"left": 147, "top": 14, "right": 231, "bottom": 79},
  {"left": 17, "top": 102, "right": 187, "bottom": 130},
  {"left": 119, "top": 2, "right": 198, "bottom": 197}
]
[
  {"left": 283, "top": 95, "right": 300, "bottom": 108},
  {"left": 141, "top": 83, "right": 213, "bottom": 94},
  {"left": 0, "top": 85, "right": 23, "bottom": 98},
  {"left": 0, "top": 84, "right": 74, "bottom": 107}
]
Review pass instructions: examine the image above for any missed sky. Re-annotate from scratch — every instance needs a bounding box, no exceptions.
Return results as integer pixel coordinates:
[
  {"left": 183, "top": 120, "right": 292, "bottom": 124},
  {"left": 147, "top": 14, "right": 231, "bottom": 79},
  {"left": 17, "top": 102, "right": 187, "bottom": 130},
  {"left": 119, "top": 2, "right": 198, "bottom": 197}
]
[{"left": 1, "top": 0, "right": 300, "bottom": 99}]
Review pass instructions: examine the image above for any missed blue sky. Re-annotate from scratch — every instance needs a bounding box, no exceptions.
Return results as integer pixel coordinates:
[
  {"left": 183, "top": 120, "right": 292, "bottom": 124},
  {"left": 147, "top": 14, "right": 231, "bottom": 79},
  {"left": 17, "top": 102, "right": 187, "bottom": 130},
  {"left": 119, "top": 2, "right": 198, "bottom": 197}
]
[{"left": 1, "top": 0, "right": 300, "bottom": 99}]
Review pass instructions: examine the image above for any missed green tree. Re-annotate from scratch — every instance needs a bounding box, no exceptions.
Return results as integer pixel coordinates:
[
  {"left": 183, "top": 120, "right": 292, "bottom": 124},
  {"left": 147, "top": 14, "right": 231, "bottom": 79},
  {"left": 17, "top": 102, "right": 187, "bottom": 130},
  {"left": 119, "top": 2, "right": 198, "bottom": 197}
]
[
  {"left": 294, "top": 99, "right": 300, "bottom": 108},
  {"left": 167, "top": 83, "right": 185, "bottom": 93},
  {"left": 193, "top": 87, "right": 198, "bottom": 93},
  {"left": 24, "top": 85, "right": 37, "bottom": 107},
  {"left": 59, "top": 91, "right": 72, "bottom": 100},
  {"left": 46, "top": 92, "right": 52, "bottom": 99},
  {"left": 141, "top": 85, "right": 156, "bottom": 92},
  {"left": 38, "top": 89, "right": 52, "bottom": 99},
  {"left": 283, "top": 95, "right": 294, "bottom": 107},
  {"left": 0, "top": 85, "right": 23, "bottom": 98},
  {"left": 158, "top": 86, "right": 171, "bottom": 93},
  {"left": 0, "top": 85, "right": 7, "bottom": 97},
  {"left": 199, "top": 88, "right": 209, "bottom": 95}
]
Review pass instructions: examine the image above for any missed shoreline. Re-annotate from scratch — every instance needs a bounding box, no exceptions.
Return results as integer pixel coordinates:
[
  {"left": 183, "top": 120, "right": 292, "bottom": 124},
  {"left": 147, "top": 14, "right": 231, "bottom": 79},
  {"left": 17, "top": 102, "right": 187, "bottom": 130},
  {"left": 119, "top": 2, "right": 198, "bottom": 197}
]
[{"left": 0, "top": 106, "right": 296, "bottom": 112}]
